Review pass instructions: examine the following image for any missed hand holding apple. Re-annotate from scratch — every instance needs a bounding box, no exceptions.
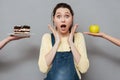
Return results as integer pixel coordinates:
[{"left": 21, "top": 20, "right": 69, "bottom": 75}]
[
  {"left": 84, "top": 32, "right": 105, "bottom": 37},
  {"left": 89, "top": 24, "right": 100, "bottom": 33}
]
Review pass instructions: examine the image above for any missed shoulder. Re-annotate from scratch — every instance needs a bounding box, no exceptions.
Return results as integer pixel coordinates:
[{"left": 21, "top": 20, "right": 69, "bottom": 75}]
[
  {"left": 74, "top": 32, "right": 84, "bottom": 38},
  {"left": 74, "top": 32, "right": 86, "bottom": 45},
  {"left": 42, "top": 33, "right": 51, "bottom": 39},
  {"left": 41, "top": 33, "right": 52, "bottom": 46},
  {"left": 41, "top": 33, "right": 52, "bottom": 43},
  {"left": 74, "top": 32, "right": 85, "bottom": 43}
]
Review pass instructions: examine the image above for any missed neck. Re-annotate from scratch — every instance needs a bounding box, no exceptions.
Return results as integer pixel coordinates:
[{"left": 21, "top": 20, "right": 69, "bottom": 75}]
[{"left": 58, "top": 31, "right": 70, "bottom": 37}]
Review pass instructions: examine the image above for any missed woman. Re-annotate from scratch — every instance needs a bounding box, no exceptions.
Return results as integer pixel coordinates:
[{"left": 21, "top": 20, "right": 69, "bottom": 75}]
[
  {"left": 38, "top": 3, "right": 89, "bottom": 80},
  {"left": 84, "top": 32, "right": 120, "bottom": 47}
]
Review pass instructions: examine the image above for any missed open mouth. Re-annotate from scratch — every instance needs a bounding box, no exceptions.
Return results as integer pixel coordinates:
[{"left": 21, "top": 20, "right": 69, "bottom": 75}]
[{"left": 61, "top": 24, "right": 66, "bottom": 28}]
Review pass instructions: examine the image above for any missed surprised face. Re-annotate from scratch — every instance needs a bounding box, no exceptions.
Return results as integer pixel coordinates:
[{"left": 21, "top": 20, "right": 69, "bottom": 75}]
[{"left": 53, "top": 8, "right": 73, "bottom": 35}]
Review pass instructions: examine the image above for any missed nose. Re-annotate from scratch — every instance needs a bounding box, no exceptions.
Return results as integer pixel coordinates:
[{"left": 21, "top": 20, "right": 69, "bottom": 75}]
[{"left": 61, "top": 17, "right": 65, "bottom": 23}]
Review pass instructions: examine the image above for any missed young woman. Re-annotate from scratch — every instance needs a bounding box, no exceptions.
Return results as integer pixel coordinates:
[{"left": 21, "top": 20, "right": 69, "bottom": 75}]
[
  {"left": 84, "top": 32, "right": 120, "bottom": 47},
  {"left": 0, "top": 36, "right": 28, "bottom": 49},
  {"left": 38, "top": 3, "right": 89, "bottom": 80}
]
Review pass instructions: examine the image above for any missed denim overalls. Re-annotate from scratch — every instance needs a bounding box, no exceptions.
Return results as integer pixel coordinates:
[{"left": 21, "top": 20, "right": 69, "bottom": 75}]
[{"left": 44, "top": 34, "right": 79, "bottom": 80}]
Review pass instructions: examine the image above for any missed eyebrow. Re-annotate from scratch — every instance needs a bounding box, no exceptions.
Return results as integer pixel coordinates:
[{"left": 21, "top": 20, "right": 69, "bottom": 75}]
[{"left": 56, "top": 12, "right": 71, "bottom": 15}]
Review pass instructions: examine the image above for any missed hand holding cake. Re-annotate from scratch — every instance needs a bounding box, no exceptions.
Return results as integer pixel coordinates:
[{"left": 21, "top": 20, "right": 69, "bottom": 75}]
[{"left": 1, "top": 34, "right": 30, "bottom": 50}]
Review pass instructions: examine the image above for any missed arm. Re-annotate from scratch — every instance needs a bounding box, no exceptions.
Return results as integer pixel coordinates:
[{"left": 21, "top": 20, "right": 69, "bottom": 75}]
[
  {"left": 84, "top": 32, "right": 120, "bottom": 47},
  {"left": 38, "top": 33, "right": 52, "bottom": 73},
  {"left": 102, "top": 33, "right": 120, "bottom": 46},
  {"left": 38, "top": 25, "right": 61, "bottom": 73},
  {"left": 0, "top": 37, "right": 11, "bottom": 49},
  {"left": 38, "top": 34, "right": 60, "bottom": 73},
  {"left": 69, "top": 39, "right": 81, "bottom": 64},
  {"left": 45, "top": 25, "right": 61, "bottom": 67},
  {"left": 45, "top": 38, "right": 60, "bottom": 66},
  {"left": 68, "top": 25, "right": 89, "bottom": 73},
  {"left": 74, "top": 33, "right": 89, "bottom": 73},
  {"left": 68, "top": 25, "right": 81, "bottom": 64},
  {"left": 0, "top": 36, "right": 29, "bottom": 50}
]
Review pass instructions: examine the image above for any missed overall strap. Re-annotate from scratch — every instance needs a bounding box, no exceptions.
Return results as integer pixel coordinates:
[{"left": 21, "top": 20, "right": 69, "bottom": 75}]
[
  {"left": 51, "top": 33, "right": 55, "bottom": 46},
  {"left": 51, "top": 33, "right": 75, "bottom": 46},
  {"left": 51, "top": 33, "right": 74, "bottom": 46}
]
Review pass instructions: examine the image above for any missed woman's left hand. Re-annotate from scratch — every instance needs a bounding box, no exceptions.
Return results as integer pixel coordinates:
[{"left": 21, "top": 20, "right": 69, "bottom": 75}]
[{"left": 68, "top": 24, "right": 78, "bottom": 44}]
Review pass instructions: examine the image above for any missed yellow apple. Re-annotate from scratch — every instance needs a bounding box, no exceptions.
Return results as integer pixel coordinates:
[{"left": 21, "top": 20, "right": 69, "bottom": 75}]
[{"left": 89, "top": 24, "right": 100, "bottom": 33}]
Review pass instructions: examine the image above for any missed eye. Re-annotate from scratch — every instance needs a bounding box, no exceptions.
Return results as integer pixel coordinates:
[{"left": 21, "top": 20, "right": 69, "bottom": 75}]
[
  {"left": 56, "top": 15, "right": 61, "bottom": 18},
  {"left": 65, "top": 15, "right": 70, "bottom": 18}
]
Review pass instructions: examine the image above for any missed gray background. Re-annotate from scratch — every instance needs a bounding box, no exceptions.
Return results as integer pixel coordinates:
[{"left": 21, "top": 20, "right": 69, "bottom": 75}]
[{"left": 0, "top": 0, "right": 120, "bottom": 80}]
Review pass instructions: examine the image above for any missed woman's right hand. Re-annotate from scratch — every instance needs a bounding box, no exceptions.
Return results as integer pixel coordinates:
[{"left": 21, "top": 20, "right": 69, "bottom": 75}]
[{"left": 48, "top": 25, "right": 61, "bottom": 44}]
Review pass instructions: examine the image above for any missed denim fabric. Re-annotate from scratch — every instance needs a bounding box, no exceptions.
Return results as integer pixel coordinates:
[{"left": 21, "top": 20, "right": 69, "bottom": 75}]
[
  {"left": 44, "top": 34, "right": 79, "bottom": 80},
  {"left": 45, "top": 51, "right": 79, "bottom": 80}
]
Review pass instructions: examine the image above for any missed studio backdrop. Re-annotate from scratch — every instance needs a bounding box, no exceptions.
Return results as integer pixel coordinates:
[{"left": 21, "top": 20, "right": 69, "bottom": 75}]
[{"left": 0, "top": 0, "right": 120, "bottom": 80}]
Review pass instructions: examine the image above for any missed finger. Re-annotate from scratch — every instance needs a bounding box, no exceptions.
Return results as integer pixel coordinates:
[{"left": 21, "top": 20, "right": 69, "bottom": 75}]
[
  {"left": 48, "top": 24, "right": 55, "bottom": 33},
  {"left": 48, "top": 24, "right": 53, "bottom": 32},
  {"left": 83, "top": 32, "right": 91, "bottom": 34},
  {"left": 48, "top": 24, "right": 57, "bottom": 37},
  {"left": 84, "top": 32, "right": 99, "bottom": 36},
  {"left": 74, "top": 24, "right": 78, "bottom": 31},
  {"left": 71, "top": 24, "right": 78, "bottom": 33}
]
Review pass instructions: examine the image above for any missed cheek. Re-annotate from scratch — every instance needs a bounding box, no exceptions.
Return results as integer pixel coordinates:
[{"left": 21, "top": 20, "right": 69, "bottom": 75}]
[
  {"left": 67, "top": 18, "right": 73, "bottom": 23},
  {"left": 54, "top": 21, "right": 61, "bottom": 27},
  {"left": 54, "top": 18, "right": 59, "bottom": 24},
  {"left": 54, "top": 22, "right": 59, "bottom": 27},
  {"left": 67, "top": 20, "right": 73, "bottom": 27}
]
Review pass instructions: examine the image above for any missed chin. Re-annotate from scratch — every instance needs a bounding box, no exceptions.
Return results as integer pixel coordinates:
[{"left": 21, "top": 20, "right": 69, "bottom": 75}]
[{"left": 60, "top": 31, "right": 69, "bottom": 34}]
